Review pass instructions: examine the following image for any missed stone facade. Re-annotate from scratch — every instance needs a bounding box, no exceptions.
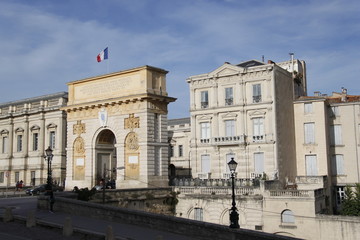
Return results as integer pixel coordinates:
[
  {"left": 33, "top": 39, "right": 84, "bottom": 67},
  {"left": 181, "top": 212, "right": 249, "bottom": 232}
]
[
  {"left": 185, "top": 59, "right": 306, "bottom": 184},
  {"left": 0, "top": 92, "right": 68, "bottom": 187},
  {"left": 62, "top": 65, "right": 176, "bottom": 190}
]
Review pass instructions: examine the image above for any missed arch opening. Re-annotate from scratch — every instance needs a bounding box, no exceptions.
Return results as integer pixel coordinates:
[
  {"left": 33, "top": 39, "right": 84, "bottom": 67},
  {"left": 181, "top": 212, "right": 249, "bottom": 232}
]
[{"left": 95, "top": 129, "right": 117, "bottom": 188}]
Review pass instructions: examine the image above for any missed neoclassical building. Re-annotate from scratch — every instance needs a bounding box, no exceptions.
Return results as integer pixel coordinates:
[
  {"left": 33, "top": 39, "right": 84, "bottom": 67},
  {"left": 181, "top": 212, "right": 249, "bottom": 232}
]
[
  {"left": 0, "top": 92, "right": 68, "bottom": 187},
  {"left": 185, "top": 59, "right": 306, "bottom": 184}
]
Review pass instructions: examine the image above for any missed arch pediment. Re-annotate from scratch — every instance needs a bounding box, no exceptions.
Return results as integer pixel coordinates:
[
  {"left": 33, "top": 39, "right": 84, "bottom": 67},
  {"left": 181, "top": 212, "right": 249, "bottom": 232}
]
[
  {"left": 197, "top": 114, "right": 212, "bottom": 122},
  {"left": 208, "top": 64, "right": 243, "bottom": 78},
  {"left": 249, "top": 110, "right": 266, "bottom": 118},
  {"left": 0, "top": 129, "right": 9, "bottom": 135},
  {"left": 221, "top": 112, "right": 238, "bottom": 119},
  {"left": 30, "top": 125, "right": 40, "bottom": 131},
  {"left": 15, "top": 127, "right": 24, "bottom": 133},
  {"left": 47, "top": 123, "right": 57, "bottom": 129}
]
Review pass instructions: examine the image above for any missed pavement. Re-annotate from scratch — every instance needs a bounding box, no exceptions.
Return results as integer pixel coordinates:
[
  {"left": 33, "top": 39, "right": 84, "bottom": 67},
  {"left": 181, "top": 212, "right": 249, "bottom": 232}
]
[{"left": 0, "top": 195, "right": 195, "bottom": 240}]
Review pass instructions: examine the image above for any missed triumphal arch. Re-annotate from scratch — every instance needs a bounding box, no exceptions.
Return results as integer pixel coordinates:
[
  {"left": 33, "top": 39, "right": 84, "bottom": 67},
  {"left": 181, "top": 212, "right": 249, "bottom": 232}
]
[{"left": 62, "top": 66, "right": 176, "bottom": 190}]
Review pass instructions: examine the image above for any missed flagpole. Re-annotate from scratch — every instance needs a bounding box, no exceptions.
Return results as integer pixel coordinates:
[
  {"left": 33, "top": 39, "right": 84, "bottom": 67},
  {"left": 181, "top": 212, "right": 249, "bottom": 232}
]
[{"left": 107, "top": 47, "right": 109, "bottom": 74}]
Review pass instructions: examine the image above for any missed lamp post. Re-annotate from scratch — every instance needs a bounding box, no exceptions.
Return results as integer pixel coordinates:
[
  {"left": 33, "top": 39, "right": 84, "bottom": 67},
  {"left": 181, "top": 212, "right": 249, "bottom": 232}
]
[
  {"left": 45, "top": 146, "right": 54, "bottom": 212},
  {"left": 228, "top": 158, "right": 239, "bottom": 228}
]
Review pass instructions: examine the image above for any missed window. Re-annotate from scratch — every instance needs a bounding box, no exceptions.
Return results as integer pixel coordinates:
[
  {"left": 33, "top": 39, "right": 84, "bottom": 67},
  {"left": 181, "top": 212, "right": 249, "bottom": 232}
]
[
  {"left": 330, "top": 125, "right": 342, "bottom": 145},
  {"left": 281, "top": 210, "right": 295, "bottom": 223},
  {"left": 304, "top": 123, "right": 315, "bottom": 144},
  {"left": 2, "top": 136, "right": 7, "bottom": 153},
  {"left": 201, "top": 155, "right": 210, "bottom": 173},
  {"left": 253, "top": 84, "right": 261, "bottom": 103},
  {"left": 49, "top": 131, "right": 56, "bottom": 149},
  {"left": 331, "top": 106, "right": 339, "bottom": 117},
  {"left": 154, "top": 147, "right": 160, "bottom": 176},
  {"left": 31, "top": 171, "right": 35, "bottom": 186},
  {"left": 200, "top": 122, "right": 210, "bottom": 141},
  {"left": 194, "top": 208, "right": 203, "bottom": 221},
  {"left": 225, "top": 120, "right": 235, "bottom": 137},
  {"left": 33, "top": 133, "right": 39, "bottom": 151},
  {"left": 305, "top": 155, "right": 317, "bottom": 176},
  {"left": 225, "top": 87, "right": 233, "bottom": 106},
  {"left": 336, "top": 186, "right": 345, "bottom": 206},
  {"left": 170, "top": 146, "right": 174, "bottom": 157},
  {"left": 201, "top": 91, "right": 209, "bottom": 109},
  {"left": 178, "top": 145, "right": 183, "bottom": 157},
  {"left": 17, "top": 135, "right": 23, "bottom": 152},
  {"left": 0, "top": 172, "right": 4, "bottom": 183},
  {"left": 332, "top": 155, "right": 344, "bottom": 175},
  {"left": 304, "top": 103, "right": 313, "bottom": 114},
  {"left": 154, "top": 113, "right": 159, "bottom": 142},
  {"left": 254, "top": 152, "right": 264, "bottom": 174},
  {"left": 15, "top": 171, "right": 19, "bottom": 183},
  {"left": 253, "top": 118, "right": 264, "bottom": 142}
]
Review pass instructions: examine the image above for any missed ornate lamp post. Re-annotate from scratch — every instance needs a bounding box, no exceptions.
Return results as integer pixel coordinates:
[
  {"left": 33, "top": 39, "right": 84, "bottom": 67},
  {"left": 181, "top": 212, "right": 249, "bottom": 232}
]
[
  {"left": 45, "top": 146, "right": 54, "bottom": 212},
  {"left": 228, "top": 158, "right": 239, "bottom": 228}
]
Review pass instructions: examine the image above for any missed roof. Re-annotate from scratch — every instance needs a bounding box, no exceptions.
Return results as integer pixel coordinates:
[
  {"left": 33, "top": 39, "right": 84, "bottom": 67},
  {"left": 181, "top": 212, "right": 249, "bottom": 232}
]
[
  {"left": 0, "top": 92, "right": 68, "bottom": 107},
  {"left": 236, "top": 60, "right": 265, "bottom": 68},
  {"left": 168, "top": 117, "right": 190, "bottom": 126}
]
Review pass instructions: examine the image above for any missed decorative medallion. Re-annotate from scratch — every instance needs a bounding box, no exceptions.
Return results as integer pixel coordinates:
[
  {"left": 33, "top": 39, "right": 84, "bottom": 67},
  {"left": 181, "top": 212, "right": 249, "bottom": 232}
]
[
  {"left": 98, "top": 108, "right": 108, "bottom": 127},
  {"left": 74, "top": 137, "right": 85, "bottom": 154},
  {"left": 125, "top": 132, "right": 139, "bottom": 151}
]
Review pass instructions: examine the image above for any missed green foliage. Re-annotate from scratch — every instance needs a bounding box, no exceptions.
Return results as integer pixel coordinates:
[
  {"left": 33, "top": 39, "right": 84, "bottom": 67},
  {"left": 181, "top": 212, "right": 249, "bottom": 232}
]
[
  {"left": 75, "top": 187, "right": 96, "bottom": 201},
  {"left": 341, "top": 184, "right": 360, "bottom": 216}
]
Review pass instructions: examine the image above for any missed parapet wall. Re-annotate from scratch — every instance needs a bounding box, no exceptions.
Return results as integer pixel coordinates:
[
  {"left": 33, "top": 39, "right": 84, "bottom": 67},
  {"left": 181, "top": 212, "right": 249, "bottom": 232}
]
[{"left": 37, "top": 194, "right": 299, "bottom": 240}]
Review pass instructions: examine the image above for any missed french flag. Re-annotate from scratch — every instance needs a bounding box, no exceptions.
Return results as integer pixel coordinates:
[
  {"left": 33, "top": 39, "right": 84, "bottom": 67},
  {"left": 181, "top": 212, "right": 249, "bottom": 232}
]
[{"left": 97, "top": 47, "right": 108, "bottom": 62}]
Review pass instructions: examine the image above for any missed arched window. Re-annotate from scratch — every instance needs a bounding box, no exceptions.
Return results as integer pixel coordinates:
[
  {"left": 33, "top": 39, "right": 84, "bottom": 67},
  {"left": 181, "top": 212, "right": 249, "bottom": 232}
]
[{"left": 281, "top": 210, "right": 295, "bottom": 223}]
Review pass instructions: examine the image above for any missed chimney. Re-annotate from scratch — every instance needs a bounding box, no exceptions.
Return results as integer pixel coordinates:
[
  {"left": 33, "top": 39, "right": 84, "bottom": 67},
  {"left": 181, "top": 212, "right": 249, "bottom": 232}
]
[
  {"left": 267, "top": 60, "right": 275, "bottom": 64},
  {"left": 314, "top": 91, "right": 321, "bottom": 97},
  {"left": 341, "top": 87, "right": 347, "bottom": 102}
]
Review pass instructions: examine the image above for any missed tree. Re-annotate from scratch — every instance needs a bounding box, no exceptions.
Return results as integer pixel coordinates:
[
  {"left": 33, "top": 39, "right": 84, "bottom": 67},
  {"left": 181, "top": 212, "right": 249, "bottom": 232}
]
[{"left": 341, "top": 183, "right": 360, "bottom": 216}]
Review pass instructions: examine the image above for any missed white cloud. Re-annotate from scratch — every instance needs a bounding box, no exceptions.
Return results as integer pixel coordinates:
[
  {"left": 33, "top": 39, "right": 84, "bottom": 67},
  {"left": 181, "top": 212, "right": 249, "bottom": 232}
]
[{"left": 0, "top": 0, "right": 359, "bottom": 118}]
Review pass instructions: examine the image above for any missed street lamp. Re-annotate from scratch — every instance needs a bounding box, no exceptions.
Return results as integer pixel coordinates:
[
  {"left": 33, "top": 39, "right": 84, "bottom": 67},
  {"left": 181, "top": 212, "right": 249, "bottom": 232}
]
[
  {"left": 228, "top": 158, "right": 239, "bottom": 228},
  {"left": 45, "top": 146, "right": 54, "bottom": 212}
]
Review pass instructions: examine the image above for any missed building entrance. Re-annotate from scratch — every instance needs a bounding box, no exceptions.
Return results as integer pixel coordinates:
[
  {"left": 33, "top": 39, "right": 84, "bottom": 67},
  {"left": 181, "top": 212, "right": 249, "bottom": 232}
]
[{"left": 95, "top": 129, "right": 116, "bottom": 186}]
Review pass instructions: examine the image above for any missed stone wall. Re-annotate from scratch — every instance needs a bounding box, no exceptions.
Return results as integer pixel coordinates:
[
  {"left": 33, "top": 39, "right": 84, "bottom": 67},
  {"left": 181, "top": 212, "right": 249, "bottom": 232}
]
[{"left": 37, "top": 194, "right": 299, "bottom": 240}]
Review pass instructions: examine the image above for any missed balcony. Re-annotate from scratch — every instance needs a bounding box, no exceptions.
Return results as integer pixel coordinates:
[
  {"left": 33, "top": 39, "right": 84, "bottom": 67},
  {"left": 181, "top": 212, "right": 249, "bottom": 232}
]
[
  {"left": 252, "top": 135, "right": 264, "bottom": 142},
  {"left": 225, "top": 98, "right": 233, "bottom": 106},
  {"left": 253, "top": 95, "right": 262, "bottom": 103},
  {"left": 212, "top": 135, "right": 246, "bottom": 146},
  {"left": 201, "top": 101, "right": 209, "bottom": 109}
]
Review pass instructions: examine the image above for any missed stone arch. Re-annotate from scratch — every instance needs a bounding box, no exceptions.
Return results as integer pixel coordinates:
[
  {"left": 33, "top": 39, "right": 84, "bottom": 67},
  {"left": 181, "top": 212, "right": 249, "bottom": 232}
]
[{"left": 94, "top": 129, "right": 117, "bottom": 185}]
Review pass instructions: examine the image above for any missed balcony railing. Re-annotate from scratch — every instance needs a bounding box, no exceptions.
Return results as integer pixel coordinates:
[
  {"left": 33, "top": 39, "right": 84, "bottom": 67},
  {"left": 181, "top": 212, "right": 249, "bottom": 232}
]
[
  {"left": 268, "top": 190, "right": 313, "bottom": 198},
  {"left": 175, "top": 186, "right": 259, "bottom": 196},
  {"left": 170, "top": 177, "right": 258, "bottom": 187},
  {"left": 253, "top": 95, "right": 262, "bottom": 103},
  {"left": 252, "top": 135, "right": 264, "bottom": 142},
  {"left": 225, "top": 98, "right": 233, "bottom": 106},
  {"left": 201, "top": 102, "right": 209, "bottom": 109},
  {"left": 212, "top": 135, "right": 246, "bottom": 145}
]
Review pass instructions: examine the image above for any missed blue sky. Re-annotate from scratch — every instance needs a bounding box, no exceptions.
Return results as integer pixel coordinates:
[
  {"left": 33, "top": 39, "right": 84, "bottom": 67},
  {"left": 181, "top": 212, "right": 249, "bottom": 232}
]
[{"left": 0, "top": 0, "right": 359, "bottom": 119}]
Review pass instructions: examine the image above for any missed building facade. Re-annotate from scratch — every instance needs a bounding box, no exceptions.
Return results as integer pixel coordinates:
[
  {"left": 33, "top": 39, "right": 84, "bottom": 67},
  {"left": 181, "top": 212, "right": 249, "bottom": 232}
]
[
  {"left": 0, "top": 92, "right": 68, "bottom": 187},
  {"left": 62, "top": 65, "right": 176, "bottom": 189},
  {"left": 294, "top": 89, "right": 360, "bottom": 213},
  {"left": 185, "top": 59, "right": 306, "bottom": 184}
]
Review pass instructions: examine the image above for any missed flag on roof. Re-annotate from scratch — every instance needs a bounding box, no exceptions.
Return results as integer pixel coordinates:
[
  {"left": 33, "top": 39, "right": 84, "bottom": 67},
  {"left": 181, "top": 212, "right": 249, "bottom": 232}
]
[{"left": 97, "top": 47, "right": 108, "bottom": 62}]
